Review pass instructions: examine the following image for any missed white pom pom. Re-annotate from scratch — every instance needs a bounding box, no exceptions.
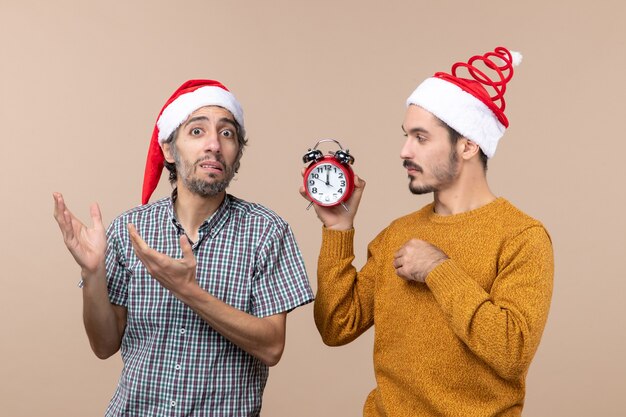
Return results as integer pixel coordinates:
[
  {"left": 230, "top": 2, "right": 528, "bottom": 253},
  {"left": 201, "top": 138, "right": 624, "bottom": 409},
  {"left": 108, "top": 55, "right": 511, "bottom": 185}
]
[{"left": 510, "top": 51, "right": 523, "bottom": 67}]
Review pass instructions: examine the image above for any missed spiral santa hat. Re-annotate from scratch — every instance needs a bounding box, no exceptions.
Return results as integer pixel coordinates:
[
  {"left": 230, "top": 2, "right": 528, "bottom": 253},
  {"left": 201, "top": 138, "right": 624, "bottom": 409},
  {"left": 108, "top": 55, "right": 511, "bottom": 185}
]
[{"left": 406, "top": 46, "right": 522, "bottom": 158}]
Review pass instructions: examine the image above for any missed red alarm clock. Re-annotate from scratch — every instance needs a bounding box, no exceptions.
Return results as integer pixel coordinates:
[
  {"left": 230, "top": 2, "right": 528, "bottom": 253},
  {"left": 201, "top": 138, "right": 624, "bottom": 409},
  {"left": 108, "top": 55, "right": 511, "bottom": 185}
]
[{"left": 302, "top": 139, "right": 355, "bottom": 211}]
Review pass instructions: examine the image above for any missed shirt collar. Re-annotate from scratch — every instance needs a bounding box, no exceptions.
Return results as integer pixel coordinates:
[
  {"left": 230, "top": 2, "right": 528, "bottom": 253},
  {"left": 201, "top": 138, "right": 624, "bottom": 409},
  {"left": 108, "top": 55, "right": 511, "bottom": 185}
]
[{"left": 167, "top": 190, "right": 232, "bottom": 239}]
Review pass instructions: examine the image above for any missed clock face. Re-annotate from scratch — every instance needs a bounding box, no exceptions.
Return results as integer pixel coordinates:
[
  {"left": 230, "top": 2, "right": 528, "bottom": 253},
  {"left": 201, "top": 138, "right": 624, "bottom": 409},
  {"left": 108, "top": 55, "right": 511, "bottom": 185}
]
[{"left": 304, "top": 160, "right": 352, "bottom": 206}]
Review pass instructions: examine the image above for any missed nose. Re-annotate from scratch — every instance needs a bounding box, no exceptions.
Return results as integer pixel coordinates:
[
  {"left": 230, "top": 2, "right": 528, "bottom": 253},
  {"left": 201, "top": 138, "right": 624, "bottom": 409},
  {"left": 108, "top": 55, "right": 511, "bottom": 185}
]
[
  {"left": 400, "top": 137, "right": 413, "bottom": 160},
  {"left": 203, "top": 128, "right": 221, "bottom": 154}
]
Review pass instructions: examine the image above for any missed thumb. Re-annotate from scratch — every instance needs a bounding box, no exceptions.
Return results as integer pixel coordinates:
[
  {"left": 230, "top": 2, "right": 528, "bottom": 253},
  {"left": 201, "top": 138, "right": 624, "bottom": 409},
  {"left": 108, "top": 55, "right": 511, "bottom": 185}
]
[
  {"left": 353, "top": 174, "right": 366, "bottom": 191},
  {"left": 349, "top": 174, "right": 366, "bottom": 202},
  {"left": 179, "top": 235, "right": 196, "bottom": 265},
  {"left": 90, "top": 202, "right": 104, "bottom": 230}
]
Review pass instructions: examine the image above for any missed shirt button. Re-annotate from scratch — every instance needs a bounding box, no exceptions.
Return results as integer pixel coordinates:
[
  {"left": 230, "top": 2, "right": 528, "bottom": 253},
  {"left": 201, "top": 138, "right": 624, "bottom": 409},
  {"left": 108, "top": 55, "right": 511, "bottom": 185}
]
[
  {"left": 180, "top": 328, "right": 186, "bottom": 335},
  {"left": 170, "top": 400, "right": 177, "bottom": 407},
  {"left": 174, "top": 364, "right": 181, "bottom": 371}
]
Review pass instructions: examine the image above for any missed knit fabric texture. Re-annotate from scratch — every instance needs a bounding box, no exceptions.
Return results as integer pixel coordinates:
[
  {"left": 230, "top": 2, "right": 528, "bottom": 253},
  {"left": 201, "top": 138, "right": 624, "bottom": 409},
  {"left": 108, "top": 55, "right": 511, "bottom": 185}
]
[{"left": 315, "top": 198, "right": 553, "bottom": 417}]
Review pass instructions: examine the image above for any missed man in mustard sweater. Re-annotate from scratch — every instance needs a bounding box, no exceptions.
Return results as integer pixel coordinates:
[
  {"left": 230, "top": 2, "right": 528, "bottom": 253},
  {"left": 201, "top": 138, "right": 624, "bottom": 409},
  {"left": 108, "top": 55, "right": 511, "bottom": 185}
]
[{"left": 303, "top": 47, "right": 554, "bottom": 416}]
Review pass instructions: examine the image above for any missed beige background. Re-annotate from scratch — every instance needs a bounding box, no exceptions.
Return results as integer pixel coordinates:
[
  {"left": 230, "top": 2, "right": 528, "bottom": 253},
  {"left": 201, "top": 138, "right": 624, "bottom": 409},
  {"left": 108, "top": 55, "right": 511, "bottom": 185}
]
[{"left": 1, "top": 0, "right": 625, "bottom": 416}]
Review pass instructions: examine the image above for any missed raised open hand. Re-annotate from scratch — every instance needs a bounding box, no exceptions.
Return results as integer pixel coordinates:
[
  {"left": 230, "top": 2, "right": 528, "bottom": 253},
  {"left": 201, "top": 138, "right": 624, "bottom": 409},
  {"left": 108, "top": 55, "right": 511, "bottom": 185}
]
[{"left": 53, "top": 192, "right": 107, "bottom": 275}]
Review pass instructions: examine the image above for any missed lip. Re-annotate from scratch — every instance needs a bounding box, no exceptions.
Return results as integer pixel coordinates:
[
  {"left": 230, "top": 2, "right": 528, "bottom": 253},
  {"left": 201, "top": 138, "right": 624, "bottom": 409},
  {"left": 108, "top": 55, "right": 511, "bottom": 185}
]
[
  {"left": 404, "top": 163, "right": 422, "bottom": 174},
  {"left": 197, "top": 160, "right": 223, "bottom": 172}
]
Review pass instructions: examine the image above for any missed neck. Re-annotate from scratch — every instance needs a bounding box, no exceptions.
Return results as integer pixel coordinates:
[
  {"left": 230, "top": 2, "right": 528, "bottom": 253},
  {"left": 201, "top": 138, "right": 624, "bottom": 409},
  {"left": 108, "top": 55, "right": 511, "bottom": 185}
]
[
  {"left": 173, "top": 185, "right": 225, "bottom": 241},
  {"left": 432, "top": 166, "right": 496, "bottom": 216}
]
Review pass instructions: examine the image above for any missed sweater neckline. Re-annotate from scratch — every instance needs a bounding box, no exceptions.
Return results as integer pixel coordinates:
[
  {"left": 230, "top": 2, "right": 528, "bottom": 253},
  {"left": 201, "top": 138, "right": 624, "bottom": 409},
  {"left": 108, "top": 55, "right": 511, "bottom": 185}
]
[{"left": 426, "top": 197, "right": 507, "bottom": 224}]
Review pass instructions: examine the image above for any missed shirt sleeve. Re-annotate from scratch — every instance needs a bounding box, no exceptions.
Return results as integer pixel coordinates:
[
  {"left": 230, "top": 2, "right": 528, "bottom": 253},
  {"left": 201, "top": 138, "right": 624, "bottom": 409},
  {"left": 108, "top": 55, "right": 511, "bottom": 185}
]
[
  {"left": 425, "top": 225, "right": 554, "bottom": 380},
  {"left": 250, "top": 220, "right": 314, "bottom": 318},
  {"left": 105, "top": 221, "right": 129, "bottom": 307}
]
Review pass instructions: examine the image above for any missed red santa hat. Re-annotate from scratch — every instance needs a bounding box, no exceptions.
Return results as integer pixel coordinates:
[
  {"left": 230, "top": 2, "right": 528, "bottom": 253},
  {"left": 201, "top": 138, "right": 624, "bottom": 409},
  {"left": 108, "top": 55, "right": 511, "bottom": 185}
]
[
  {"left": 142, "top": 79, "right": 245, "bottom": 204},
  {"left": 406, "top": 46, "right": 522, "bottom": 158}
]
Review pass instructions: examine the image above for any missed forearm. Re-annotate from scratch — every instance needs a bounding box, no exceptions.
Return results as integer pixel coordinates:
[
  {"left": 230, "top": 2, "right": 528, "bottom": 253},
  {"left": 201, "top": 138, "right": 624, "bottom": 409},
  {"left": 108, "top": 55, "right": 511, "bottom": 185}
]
[
  {"left": 81, "top": 266, "right": 125, "bottom": 359},
  {"left": 426, "top": 259, "right": 553, "bottom": 380},
  {"left": 176, "top": 284, "right": 286, "bottom": 367},
  {"left": 314, "top": 227, "right": 374, "bottom": 346}
]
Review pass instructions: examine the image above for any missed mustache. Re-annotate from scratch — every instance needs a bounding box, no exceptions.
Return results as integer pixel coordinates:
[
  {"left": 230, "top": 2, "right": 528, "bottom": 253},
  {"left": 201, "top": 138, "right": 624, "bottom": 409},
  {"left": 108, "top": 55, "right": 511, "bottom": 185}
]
[{"left": 403, "top": 160, "right": 423, "bottom": 173}]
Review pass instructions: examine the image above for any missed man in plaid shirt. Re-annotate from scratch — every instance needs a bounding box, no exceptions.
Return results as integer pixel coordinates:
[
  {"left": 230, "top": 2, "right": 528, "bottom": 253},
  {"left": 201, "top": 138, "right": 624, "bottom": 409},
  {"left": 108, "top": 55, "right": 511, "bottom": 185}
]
[{"left": 53, "top": 79, "right": 314, "bottom": 416}]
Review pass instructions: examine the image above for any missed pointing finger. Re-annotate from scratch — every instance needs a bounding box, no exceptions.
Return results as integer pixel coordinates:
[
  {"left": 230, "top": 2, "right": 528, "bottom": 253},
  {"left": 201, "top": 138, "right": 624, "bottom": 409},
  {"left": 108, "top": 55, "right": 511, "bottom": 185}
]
[{"left": 127, "top": 223, "right": 148, "bottom": 253}]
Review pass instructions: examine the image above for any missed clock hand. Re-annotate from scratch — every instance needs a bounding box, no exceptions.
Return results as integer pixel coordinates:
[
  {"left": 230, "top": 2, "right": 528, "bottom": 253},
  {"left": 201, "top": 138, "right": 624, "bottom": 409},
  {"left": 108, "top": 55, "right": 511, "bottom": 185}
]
[
  {"left": 316, "top": 176, "right": 333, "bottom": 187},
  {"left": 326, "top": 169, "right": 330, "bottom": 185}
]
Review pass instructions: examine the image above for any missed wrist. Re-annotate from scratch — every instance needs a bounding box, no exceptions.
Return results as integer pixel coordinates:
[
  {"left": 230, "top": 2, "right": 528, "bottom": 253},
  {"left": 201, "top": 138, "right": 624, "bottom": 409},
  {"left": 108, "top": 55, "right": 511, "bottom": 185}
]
[
  {"left": 173, "top": 281, "right": 204, "bottom": 304},
  {"left": 79, "top": 263, "right": 107, "bottom": 288},
  {"left": 324, "top": 222, "right": 354, "bottom": 231},
  {"left": 429, "top": 256, "right": 448, "bottom": 272},
  {"left": 424, "top": 257, "right": 449, "bottom": 283}
]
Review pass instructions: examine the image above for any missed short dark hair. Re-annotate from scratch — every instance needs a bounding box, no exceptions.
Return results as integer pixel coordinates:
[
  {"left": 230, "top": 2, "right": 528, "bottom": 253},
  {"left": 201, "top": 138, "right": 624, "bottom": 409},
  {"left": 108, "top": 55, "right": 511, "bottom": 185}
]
[
  {"left": 163, "top": 116, "right": 247, "bottom": 185},
  {"left": 436, "top": 118, "right": 488, "bottom": 171}
]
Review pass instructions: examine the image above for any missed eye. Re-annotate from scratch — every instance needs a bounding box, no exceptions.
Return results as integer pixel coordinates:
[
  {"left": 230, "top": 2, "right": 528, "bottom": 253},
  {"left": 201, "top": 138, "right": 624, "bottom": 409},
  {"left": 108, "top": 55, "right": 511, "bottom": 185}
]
[
  {"left": 403, "top": 132, "right": 425, "bottom": 142},
  {"left": 415, "top": 135, "right": 426, "bottom": 143},
  {"left": 191, "top": 127, "right": 203, "bottom": 136},
  {"left": 221, "top": 129, "right": 235, "bottom": 138}
]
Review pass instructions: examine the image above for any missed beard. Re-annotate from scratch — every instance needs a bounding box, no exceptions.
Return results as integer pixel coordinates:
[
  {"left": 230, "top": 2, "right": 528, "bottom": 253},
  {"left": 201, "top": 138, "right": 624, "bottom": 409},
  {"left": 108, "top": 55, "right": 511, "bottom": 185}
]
[
  {"left": 175, "top": 152, "right": 237, "bottom": 198},
  {"left": 405, "top": 148, "right": 459, "bottom": 195}
]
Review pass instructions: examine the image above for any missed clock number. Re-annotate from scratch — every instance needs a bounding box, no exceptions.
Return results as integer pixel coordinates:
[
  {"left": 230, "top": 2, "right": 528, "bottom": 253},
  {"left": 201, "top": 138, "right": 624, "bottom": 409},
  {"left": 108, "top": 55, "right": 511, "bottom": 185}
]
[
  {"left": 338, "top": 173, "right": 344, "bottom": 179},
  {"left": 309, "top": 180, "right": 315, "bottom": 185},
  {"left": 312, "top": 173, "right": 319, "bottom": 179},
  {"left": 311, "top": 187, "right": 318, "bottom": 194},
  {"left": 338, "top": 188, "right": 343, "bottom": 194},
  {"left": 340, "top": 180, "right": 346, "bottom": 186}
]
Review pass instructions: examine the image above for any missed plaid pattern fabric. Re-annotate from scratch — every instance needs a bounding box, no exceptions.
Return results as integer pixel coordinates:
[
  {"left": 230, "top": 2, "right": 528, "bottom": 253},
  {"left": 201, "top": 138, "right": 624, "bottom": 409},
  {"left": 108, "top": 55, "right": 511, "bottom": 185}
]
[{"left": 103, "top": 194, "right": 314, "bottom": 417}]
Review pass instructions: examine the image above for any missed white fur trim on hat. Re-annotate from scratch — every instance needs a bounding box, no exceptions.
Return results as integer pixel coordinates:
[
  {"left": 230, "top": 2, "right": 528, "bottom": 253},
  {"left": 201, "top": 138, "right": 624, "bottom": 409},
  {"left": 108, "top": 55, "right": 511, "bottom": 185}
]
[
  {"left": 406, "top": 77, "right": 505, "bottom": 158},
  {"left": 156, "top": 86, "right": 245, "bottom": 143}
]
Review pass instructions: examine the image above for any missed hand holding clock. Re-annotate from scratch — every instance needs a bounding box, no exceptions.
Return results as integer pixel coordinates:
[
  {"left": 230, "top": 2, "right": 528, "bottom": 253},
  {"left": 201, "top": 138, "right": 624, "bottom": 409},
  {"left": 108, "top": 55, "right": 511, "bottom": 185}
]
[
  {"left": 301, "top": 140, "right": 362, "bottom": 230},
  {"left": 300, "top": 169, "right": 366, "bottom": 231}
]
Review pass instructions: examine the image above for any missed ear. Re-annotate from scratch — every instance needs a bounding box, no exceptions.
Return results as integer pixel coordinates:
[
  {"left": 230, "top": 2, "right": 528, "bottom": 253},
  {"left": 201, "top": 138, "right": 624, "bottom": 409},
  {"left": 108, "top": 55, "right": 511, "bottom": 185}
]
[
  {"left": 459, "top": 138, "right": 481, "bottom": 161},
  {"left": 161, "top": 142, "right": 175, "bottom": 164}
]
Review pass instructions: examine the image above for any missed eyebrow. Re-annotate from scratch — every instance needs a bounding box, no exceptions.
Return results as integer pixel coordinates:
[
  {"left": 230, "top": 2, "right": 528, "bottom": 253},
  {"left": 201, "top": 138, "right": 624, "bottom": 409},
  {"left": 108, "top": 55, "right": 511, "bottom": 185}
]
[
  {"left": 183, "top": 116, "right": 237, "bottom": 129},
  {"left": 401, "top": 125, "right": 430, "bottom": 136}
]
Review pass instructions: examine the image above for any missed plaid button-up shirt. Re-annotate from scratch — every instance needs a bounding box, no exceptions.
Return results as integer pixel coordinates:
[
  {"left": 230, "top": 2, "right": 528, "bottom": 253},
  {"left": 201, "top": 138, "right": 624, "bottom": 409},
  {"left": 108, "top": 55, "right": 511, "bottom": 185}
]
[{"left": 103, "top": 194, "right": 314, "bottom": 417}]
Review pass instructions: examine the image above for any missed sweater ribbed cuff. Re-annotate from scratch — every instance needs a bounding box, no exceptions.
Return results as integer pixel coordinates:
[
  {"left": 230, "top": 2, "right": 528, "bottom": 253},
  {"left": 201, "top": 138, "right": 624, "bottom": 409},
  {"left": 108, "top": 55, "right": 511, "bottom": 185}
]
[
  {"left": 425, "top": 259, "right": 477, "bottom": 297},
  {"left": 320, "top": 227, "right": 355, "bottom": 259}
]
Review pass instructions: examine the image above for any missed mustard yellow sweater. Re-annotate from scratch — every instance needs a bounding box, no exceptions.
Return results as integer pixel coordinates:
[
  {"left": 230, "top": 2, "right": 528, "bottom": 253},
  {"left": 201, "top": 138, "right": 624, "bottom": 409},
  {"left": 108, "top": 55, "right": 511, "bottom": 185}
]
[{"left": 315, "top": 198, "right": 553, "bottom": 417}]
